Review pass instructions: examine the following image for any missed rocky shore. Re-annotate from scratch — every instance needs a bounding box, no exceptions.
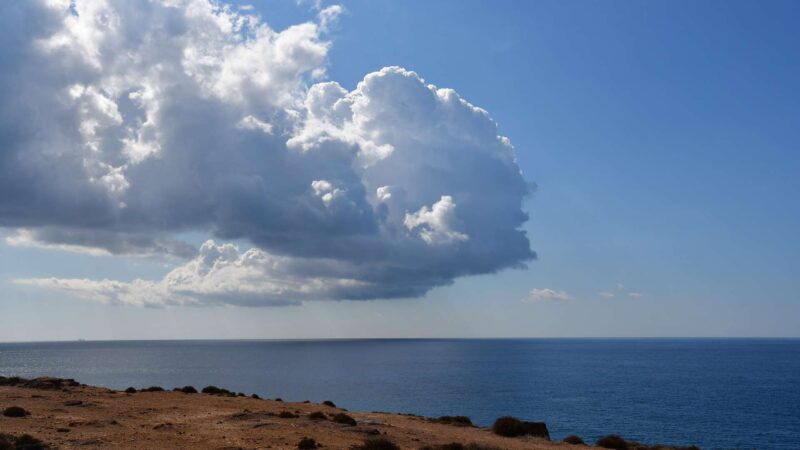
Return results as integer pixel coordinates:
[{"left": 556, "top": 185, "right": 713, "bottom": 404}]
[{"left": 0, "top": 376, "right": 699, "bottom": 450}]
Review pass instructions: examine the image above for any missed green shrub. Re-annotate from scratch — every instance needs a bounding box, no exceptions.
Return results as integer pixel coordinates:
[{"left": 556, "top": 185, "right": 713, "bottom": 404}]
[
  {"left": 0, "top": 432, "right": 49, "bottom": 450},
  {"left": 419, "top": 444, "right": 504, "bottom": 450},
  {"left": 323, "top": 400, "right": 336, "bottom": 407},
  {"left": 201, "top": 385, "right": 235, "bottom": 396},
  {"left": 351, "top": 438, "right": 400, "bottom": 450},
  {"left": 175, "top": 386, "right": 197, "bottom": 394},
  {"left": 563, "top": 435, "right": 585, "bottom": 445},
  {"left": 141, "top": 386, "right": 164, "bottom": 392},
  {"left": 251, "top": 394, "right": 261, "bottom": 399},
  {"left": 124, "top": 387, "right": 136, "bottom": 394},
  {"left": 297, "top": 437, "right": 318, "bottom": 449},
  {"left": 434, "top": 416, "right": 473, "bottom": 426},
  {"left": 597, "top": 435, "right": 628, "bottom": 450},
  {"left": 2, "top": 406, "right": 30, "bottom": 418},
  {"left": 332, "top": 412, "right": 357, "bottom": 426},
  {"left": 490, "top": 416, "right": 549, "bottom": 439},
  {"left": 308, "top": 411, "right": 327, "bottom": 420}
]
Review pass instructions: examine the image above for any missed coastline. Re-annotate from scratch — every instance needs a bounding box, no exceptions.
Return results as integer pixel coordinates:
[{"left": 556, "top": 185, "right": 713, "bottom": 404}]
[
  {"left": 0, "top": 377, "right": 704, "bottom": 450},
  {"left": 0, "top": 377, "right": 565, "bottom": 450}
]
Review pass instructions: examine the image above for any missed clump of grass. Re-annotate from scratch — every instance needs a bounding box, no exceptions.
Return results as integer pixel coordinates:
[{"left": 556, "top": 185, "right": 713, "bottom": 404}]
[
  {"left": 0, "top": 432, "right": 49, "bottom": 450},
  {"left": 490, "top": 416, "right": 549, "bottom": 439},
  {"left": 297, "top": 437, "right": 318, "bottom": 449},
  {"left": 433, "top": 416, "right": 473, "bottom": 427},
  {"left": 2, "top": 406, "right": 30, "bottom": 418},
  {"left": 351, "top": 438, "right": 400, "bottom": 450},
  {"left": 332, "top": 412, "right": 357, "bottom": 426},
  {"left": 140, "top": 386, "right": 165, "bottom": 392},
  {"left": 597, "top": 435, "right": 628, "bottom": 450},
  {"left": 308, "top": 411, "right": 327, "bottom": 420},
  {"left": 124, "top": 387, "right": 137, "bottom": 394},
  {"left": 278, "top": 411, "right": 299, "bottom": 419},
  {"left": 174, "top": 386, "right": 197, "bottom": 394},
  {"left": 420, "top": 444, "right": 503, "bottom": 450},
  {"left": 251, "top": 393, "right": 261, "bottom": 399},
  {"left": 274, "top": 397, "right": 284, "bottom": 402},
  {"left": 596, "top": 435, "right": 700, "bottom": 450},
  {"left": 563, "top": 435, "right": 586, "bottom": 445},
  {"left": 322, "top": 400, "right": 336, "bottom": 407},
  {"left": 201, "top": 385, "right": 235, "bottom": 396}
]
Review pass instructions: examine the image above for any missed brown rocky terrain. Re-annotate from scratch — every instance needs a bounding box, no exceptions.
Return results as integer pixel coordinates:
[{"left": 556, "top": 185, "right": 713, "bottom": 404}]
[
  {"left": 0, "top": 377, "right": 568, "bottom": 450},
  {"left": 0, "top": 377, "right": 699, "bottom": 450}
]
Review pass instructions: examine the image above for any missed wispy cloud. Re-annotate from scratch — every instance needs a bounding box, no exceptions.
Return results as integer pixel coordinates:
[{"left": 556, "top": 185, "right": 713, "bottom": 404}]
[
  {"left": 599, "top": 283, "right": 646, "bottom": 300},
  {"left": 524, "top": 288, "right": 571, "bottom": 303}
]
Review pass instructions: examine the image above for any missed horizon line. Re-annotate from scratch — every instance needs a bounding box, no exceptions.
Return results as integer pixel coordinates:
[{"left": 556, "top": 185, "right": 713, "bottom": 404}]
[{"left": 1, "top": 336, "right": 799, "bottom": 345}]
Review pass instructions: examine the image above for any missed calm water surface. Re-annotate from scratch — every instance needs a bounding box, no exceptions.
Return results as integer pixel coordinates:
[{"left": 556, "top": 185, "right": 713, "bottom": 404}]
[{"left": 1, "top": 339, "right": 798, "bottom": 450}]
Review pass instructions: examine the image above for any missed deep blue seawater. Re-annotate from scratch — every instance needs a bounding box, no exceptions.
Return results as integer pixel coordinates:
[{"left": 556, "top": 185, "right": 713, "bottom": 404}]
[{"left": 1, "top": 339, "right": 798, "bottom": 449}]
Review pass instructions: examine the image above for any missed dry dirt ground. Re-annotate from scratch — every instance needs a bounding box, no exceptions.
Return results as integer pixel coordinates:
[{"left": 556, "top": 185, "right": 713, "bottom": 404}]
[{"left": 0, "top": 380, "right": 576, "bottom": 450}]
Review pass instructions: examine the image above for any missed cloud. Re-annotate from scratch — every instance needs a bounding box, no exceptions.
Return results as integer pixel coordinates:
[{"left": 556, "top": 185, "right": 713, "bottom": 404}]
[
  {"left": 598, "top": 284, "right": 646, "bottom": 300},
  {"left": 6, "top": 228, "right": 197, "bottom": 258},
  {"left": 16, "top": 240, "right": 374, "bottom": 307},
  {"left": 524, "top": 288, "right": 571, "bottom": 303},
  {"left": 2, "top": 0, "right": 534, "bottom": 306},
  {"left": 403, "top": 196, "right": 469, "bottom": 245}
]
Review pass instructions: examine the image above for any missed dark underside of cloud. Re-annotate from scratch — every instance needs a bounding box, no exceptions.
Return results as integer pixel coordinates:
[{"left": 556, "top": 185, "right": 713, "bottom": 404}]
[{"left": 3, "top": 0, "right": 534, "bottom": 306}]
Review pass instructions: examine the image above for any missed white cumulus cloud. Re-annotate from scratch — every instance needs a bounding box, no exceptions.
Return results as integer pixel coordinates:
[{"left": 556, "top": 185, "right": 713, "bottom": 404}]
[
  {"left": 17, "top": 240, "right": 371, "bottom": 307},
  {"left": 2, "top": 0, "right": 534, "bottom": 306}
]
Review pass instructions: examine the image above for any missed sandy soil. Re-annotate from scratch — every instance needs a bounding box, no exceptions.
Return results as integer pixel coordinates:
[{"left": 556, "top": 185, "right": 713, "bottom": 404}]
[{"left": 0, "top": 379, "right": 575, "bottom": 450}]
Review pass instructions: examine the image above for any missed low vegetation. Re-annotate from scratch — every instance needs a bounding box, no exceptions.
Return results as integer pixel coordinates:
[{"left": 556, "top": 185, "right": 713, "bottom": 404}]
[
  {"left": 322, "top": 400, "right": 336, "bottom": 407},
  {"left": 563, "top": 435, "right": 586, "bottom": 445},
  {"left": 0, "top": 376, "right": 79, "bottom": 391},
  {"left": 140, "top": 386, "right": 165, "bottom": 392},
  {"left": 431, "top": 416, "right": 473, "bottom": 427},
  {"left": 2, "top": 406, "right": 30, "bottom": 418},
  {"left": 308, "top": 411, "right": 327, "bottom": 420},
  {"left": 596, "top": 435, "right": 701, "bottom": 450},
  {"left": 297, "top": 437, "right": 318, "bottom": 449},
  {"left": 332, "top": 412, "right": 357, "bottom": 426},
  {"left": 351, "top": 438, "right": 400, "bottom": 450},
  {"left": 490, "top": 416, "right": 550, "bottom": 439},
  {"left": 201, "top": 385, "right": 236, "bottom": 396},
  {"left": 0, "top": 432, "right": 49, "bottom": 450},
  {"left": 419, "top": 444, "right": 503, "bottom": 450},
  {"left": 124, "top": 387, "right": 136, "bottom": 394},
  {"left": 278, "top": 411, "right": 299, "bottom": 419},
  {"left": 597, "top": 435, "right": 628, "bottom": 449},
  {"left": 174, "top": 386, "right": 198, "bottom": 394}
]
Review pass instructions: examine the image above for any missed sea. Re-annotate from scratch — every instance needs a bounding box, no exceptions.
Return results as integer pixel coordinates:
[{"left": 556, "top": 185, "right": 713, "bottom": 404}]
[{"left": 1, "top": 339, "right": 798, "bottom": 450}]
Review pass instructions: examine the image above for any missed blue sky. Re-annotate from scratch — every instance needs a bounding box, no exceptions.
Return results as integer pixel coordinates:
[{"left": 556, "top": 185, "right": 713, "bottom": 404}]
[{"left": 0, "top": 0, "right": 798, "bottom": 340}]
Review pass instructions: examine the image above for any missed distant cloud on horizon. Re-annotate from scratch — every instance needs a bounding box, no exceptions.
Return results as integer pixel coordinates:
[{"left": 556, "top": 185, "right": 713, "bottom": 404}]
[
  {"left": 0, "top": 0, "right": 534, "bottom": 306},
  {"left": 598, "top": 283, "right": 646, "bottom": 300},
  {"left": 524, "top": 288, "right": 571, "bottom": 303}
]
